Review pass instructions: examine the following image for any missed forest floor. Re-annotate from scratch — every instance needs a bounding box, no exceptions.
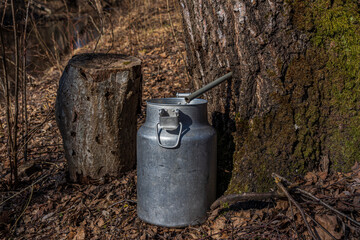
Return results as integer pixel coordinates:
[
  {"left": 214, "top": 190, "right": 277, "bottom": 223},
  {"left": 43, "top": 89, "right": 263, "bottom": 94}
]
[{"left": 1, "top": 0, "right": 360, "bottom": 239}]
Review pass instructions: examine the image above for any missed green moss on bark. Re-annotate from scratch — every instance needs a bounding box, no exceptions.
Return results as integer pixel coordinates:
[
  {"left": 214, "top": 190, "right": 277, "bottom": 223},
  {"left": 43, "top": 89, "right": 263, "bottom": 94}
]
[
  {"left": 228, "top": 0, "right": 360, "bottom": 193},
  {"left": 296, "top": 0, "right": 360, "bottom": 171}
]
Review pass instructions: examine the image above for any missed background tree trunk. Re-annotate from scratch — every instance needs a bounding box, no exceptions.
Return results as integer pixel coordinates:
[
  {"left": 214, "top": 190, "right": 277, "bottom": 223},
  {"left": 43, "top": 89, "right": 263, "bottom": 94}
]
[
  {"left": 179, "top": 0, "right": 360, "bottom": 193},
  {"left": 55, "top": 53, "right": 142, "bottom": 184}
]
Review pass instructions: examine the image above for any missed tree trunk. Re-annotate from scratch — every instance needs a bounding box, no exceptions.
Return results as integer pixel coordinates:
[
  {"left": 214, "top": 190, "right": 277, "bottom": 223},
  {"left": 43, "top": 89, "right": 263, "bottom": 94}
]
[
  {"left": 55, "top": 53, "right": 142, "bottom": 184},
  {"left": 179, "top": 0, "right": 360, "bottom": 193}
]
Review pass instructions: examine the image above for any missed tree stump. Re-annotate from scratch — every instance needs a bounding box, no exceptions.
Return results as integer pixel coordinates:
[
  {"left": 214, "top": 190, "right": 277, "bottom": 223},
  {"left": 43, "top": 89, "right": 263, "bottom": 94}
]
[{"left": 55, "top": 53, "right": 142, "bottom": 183}]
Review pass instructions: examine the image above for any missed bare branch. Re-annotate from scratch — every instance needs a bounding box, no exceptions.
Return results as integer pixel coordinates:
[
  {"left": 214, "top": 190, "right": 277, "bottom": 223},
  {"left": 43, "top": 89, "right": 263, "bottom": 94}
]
[
  {"left": 272, "top": 173, "right": 319, "bottom": 240},
  {"left": 22, "top": 0, "right": 32, "bottom": 163},
  {"left": 304, "top": 212, "right": 337, "bottom": 240},
  {"left": 166, "top": 0, "right": 190, "bottom": 82},
  {"left": 0, "top": 172, "right": 50, "bottom": 206},
  {"left": 11, "top": 0, "right": 20, "bottom": 186},
  {"left": 296, "top": 187, "right": 360, "bottom": 227},
  {"left": 0, "top": 3, "right": 15, "bottom": 187},
  {"left": 272, "top": 173, "right": 360, "bottom": 227}
]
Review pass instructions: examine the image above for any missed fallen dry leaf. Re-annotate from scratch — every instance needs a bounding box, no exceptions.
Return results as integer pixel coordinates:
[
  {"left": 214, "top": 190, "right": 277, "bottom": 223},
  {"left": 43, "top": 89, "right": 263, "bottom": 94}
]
[
  {"left": 276, "top": 200, "right": 289, "bottom": 210},
  {"left": 318, "top": 171, "right": 328, "bottom": 181},
  {"left": 67, "top": 230, "right": 76, "bottom": 240},
  {"left": 232, "top": 216, "right": 247, "bottom": 227},
  {"left": 304, "top": 171, "right": 318, "bottom": 185},
  {"left": 208, "top": 208, "right": 220, "bottom": 221},
  {"left": 351, "top": 162, "right": 359, "bottom": 171},
  {"left": 252, "top": 209, "right": 264, "bottom": 221},
  {"left": 211, "top": 216, "right": 226, "bottom": 235},
  {"left": 97, "top": 218, "right": 104, "bottom": 227},
  {"left": 315, "top": 215, "right": 343, "bottom": 240},
  {"left": 73, "top": 226, "right": 86, "bottom": 240}
]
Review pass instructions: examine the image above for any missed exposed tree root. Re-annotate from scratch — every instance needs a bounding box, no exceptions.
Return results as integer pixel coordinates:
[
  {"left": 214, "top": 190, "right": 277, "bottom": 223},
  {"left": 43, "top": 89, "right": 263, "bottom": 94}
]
[{"left": 210, "top": 192, "right": 280, "bottom": 211}]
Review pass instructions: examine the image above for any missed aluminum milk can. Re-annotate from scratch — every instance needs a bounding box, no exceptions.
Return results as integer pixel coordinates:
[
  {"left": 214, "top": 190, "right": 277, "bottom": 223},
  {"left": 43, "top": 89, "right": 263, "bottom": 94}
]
[{"left": 137, "top": 98, "right": 217, "bottom": 227}]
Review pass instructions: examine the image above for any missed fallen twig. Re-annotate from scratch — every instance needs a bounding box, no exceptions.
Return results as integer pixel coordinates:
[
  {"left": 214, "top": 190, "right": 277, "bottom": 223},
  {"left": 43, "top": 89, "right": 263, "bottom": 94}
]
[
  {"left": 10, "top": 184, "right": 34, "bottom": 233},
  {"left": 166, "top": 0, "right": 190, "bottom": 82},
  {"left": 304, "top": 212, "right": 337, "bottom": 240},
  {"left": 272, "top": 173, "right": 360, "bottom": 227},
  {"left": 272, "top": 173, "right": 319, "bottom": 240},
  {"left": 0, "top": 172, "right": 50, "bottom": 206},
  {"left": 288, "top": 199, "right": 301, "bottom": 240},
  {"left": 109, "top": 199, "right": 137, "bottom": 208},
  {"left": 296, "top": 187, "right": 360, "bottom": 227},
  {"left": 328, "top": 168, "right": 360, "bottom": 187},
  {"left": 16, "top": 107, "right": 54, "bottom": 158}
]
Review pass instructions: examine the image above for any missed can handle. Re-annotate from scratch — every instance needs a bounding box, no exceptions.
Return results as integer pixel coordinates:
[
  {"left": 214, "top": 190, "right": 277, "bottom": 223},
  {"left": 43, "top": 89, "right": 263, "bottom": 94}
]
[
  {"left": 156, "top": 109, "right": 182, "bottom": 148},
  {"left": 156, "top": 122, "right": 182, "bottom": 149}
]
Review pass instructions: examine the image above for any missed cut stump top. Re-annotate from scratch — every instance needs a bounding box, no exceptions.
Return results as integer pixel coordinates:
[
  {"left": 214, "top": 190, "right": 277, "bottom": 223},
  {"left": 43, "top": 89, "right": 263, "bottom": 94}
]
[{"left": 69, "top": 53, "right": 141, "bottom": 71}]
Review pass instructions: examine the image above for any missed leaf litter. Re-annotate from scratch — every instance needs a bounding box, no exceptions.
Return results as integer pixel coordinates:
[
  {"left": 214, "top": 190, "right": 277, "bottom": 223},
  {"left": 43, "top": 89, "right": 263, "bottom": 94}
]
[{"left": 0, "top": 0, "right": 359, "bottom": 239}]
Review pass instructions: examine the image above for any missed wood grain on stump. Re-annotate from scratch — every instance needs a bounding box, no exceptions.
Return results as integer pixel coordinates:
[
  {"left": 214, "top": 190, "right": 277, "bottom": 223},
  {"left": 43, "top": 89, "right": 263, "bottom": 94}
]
[{"left": 55, "top": 53, "right": 142, "bottom": 183}]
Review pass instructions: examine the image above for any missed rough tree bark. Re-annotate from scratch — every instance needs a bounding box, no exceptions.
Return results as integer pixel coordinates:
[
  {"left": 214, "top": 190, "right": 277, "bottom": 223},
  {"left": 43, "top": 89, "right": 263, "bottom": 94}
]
[
  {"left": 179, "top": 0, "right": 360, "bottom": 193},
  {"left": 55, "top": 53, "right": 142, "bottom": 183}
]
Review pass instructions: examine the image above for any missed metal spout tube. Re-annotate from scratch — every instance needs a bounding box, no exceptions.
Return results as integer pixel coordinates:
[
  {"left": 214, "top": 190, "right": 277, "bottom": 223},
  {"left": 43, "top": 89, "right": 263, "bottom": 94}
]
[
  {"left": 185, "top": 72, "right": 233, "bottom": 103},
  {"left": 176, "top": 92, "right": 191, "bottom": 98}
]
